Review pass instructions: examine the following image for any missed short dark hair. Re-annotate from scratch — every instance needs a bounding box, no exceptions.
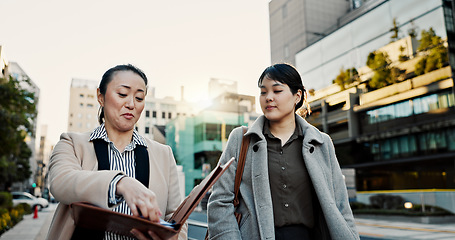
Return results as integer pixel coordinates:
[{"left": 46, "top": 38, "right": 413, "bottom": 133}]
[
  {"left": 98, "top": 64, "right": 148, "bottom": 124},
  {"left": 258, "top": 63, "right": 310, "bottom": 116}
]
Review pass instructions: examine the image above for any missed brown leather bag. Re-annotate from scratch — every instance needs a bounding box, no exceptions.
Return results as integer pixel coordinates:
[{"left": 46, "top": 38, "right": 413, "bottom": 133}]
[
  {"left": 233, "top": 126, "right": 250, "bottom": 223},
  {"left": 206, "top": 126, "right": 250, "bottom": 239}
]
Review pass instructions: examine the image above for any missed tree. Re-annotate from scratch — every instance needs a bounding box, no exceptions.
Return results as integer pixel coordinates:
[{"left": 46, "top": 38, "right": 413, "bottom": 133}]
[
  {"left": 390, "top": 18, "right": 400, "bottom": 42},
  {"left": 366, "top": 51, "right": 403, "bottom": 89},
  {"left": 415, "top": 28, "right": 448, "bottom": 75},
  {"left": 333, "top": 67, "right": 359, "bottom": 90},
  {"left": 0, "top": 76, "right": 37, "bottom": 191}
]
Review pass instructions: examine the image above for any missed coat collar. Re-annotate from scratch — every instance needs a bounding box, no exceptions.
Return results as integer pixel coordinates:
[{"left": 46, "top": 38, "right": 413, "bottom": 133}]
[{"left": 247, "top": 114, "right": 324, "bottom": 145}]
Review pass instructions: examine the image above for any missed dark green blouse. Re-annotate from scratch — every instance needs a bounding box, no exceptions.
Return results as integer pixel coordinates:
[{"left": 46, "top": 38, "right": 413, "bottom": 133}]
[{"left": 264, "top": 120, "right": 314, "bottom": 229}]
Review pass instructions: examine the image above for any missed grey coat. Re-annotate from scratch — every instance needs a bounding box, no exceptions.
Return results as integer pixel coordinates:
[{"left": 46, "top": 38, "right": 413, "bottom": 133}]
[{"left": 207, "top": 115, "right": 359, "bottom": 240}]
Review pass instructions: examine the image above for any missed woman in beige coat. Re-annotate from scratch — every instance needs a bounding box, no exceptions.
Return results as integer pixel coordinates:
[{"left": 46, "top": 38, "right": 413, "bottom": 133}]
[{"left": 46, "top": 64, "right": 187, "bottom": 240}]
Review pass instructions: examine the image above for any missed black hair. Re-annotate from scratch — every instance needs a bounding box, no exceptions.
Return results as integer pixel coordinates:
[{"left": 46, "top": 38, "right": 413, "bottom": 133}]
[
  {"left": 258, "top": 63, "right": 310, "bottom": 116},
  {"left": 98, "top": 64, "right": 148, "bottom": 124}
]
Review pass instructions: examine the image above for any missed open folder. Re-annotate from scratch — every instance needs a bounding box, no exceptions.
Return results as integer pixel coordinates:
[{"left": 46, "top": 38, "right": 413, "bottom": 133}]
[{"left": 70, "top": 157, "right": 235, "bottom": 239}]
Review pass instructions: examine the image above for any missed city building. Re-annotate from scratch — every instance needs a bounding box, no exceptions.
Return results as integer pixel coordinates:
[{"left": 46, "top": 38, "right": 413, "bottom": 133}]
[
  {"left": 136, "top": 87, "right": 195, "bottom": 144},
  {"left": 269, "top": 0, "right": 352, "bottom": 66},
  {"left": 271, "top": 0, "right": 455, "bottom": 212},
  {"left": 67, "top": 78, "right": 100, "bottom": 133},
  {"left": 166, "top": 90, "right": 258, "bottom": 195},
  {"left": 66, "top": 79, "right": 194, "bottom": 144},
  {"left": 37, "top": 124, "right": 54, "bottom": 200}
]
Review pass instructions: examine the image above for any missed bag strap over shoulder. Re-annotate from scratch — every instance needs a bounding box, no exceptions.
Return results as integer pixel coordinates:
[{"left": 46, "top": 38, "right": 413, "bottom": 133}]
[{"left": 233, "top": 126, "right": 250, "bottom": 208}]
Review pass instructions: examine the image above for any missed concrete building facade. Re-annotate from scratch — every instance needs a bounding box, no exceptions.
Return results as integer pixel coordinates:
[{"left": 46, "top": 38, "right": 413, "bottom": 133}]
[
  {"left": 275, "top": 0, "right": 455, "bottom": 212},
  {"left": 269, "top": 0, "right": 352, "bottom": 65},
  {"left": 67, "top": 78, "right": 100, "bottom": 133}
]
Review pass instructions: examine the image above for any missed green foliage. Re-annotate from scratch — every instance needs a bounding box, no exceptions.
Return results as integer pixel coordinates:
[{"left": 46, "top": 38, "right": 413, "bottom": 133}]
[
  {"left": 407, "top": 20, "right": 418, "bottom": 39},
  {"left": 398, "top": 45, "right": 409, "bottom": 62},
  {"left": 366, "top": 51, "right": 400, "bottom": 89},
  {"left": 16, "top": 203, "right": 32, "bottom": 215},
  {"left": 0, "top": 76, "right": 37, "bottom": 191},
  {"left": 390, "top": 18, "right": 400, "bottom": 42},
  {"left": 0, "top": 193, "right": 28, "bottom": 236},
  {"left": 333, "top": 67, "right": 359, "bottom": 90},
  {"left": 0, "top": 192, "right": 12, "bottom": 209},
  {"left": 0, "top": 204, "right": 27, "bottom": 236},
  {"left": 415, "top": 28, "right": 448, "bottom": 75}
]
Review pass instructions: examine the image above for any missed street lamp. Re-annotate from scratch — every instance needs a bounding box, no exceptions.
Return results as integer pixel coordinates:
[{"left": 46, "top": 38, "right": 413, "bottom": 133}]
[{"left": 404, "top": 202, "right": 413, "bottom": 209}]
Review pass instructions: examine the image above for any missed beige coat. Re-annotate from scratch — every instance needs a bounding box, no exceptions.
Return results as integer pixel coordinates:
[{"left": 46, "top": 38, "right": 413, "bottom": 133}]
[{"left": 46, "top": 132, "right": 187, "bottom": 240}]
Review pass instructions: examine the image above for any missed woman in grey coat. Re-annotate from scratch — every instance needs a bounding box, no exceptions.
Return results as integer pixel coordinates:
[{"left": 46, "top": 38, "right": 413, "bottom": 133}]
[{"left": 207, "top": 63, "right": 359, "bottom": 240}]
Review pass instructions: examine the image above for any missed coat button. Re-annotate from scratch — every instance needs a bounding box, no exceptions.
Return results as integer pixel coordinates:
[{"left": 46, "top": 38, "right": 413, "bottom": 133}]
[
  {"left": 253, "top": 145, "right": 259, "bottom": 152},
  {"left": 309, "top": 147, "right": 314, "bottom": 153}
]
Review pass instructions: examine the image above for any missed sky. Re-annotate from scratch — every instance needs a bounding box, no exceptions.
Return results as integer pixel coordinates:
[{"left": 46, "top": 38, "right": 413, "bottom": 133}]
[{"left": 0, "top": 0, "right": 271, "bottom": 145}]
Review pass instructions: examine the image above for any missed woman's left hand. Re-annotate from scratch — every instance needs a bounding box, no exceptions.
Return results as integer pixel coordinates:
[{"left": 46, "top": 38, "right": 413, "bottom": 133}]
[{"left": 130, "top": 229, "right": 179, "bottom": 240}]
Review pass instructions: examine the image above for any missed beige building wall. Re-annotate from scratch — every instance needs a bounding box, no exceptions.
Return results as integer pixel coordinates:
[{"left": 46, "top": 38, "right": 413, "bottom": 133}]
[
  {"left": 67, "top": 78, "right": 99, "bottom": 133},
  {"left": 269, "top": 0, "right": 350, "bottom": 66}
]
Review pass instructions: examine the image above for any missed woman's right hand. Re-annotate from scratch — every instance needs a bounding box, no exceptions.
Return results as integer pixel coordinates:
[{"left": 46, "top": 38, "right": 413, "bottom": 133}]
[{"left": 116, "top": 177, "right": 162, "bottom": 222}]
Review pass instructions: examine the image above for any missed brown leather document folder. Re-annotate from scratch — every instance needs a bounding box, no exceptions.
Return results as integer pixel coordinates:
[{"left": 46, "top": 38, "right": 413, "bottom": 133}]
[{"left": 70, "top": 157, "right": 235, "bottom": 239}]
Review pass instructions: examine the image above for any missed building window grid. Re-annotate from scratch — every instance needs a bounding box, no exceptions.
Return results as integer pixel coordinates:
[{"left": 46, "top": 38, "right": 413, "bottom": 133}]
[
  {"left": 371, "top": 128, "right": 454, "bottom": 162},
  {"left": 194, "top": 123, "right": 239, "bottom": 144},
  {"left": 366, "top": 91, "right": 455, "bottom": 124}
]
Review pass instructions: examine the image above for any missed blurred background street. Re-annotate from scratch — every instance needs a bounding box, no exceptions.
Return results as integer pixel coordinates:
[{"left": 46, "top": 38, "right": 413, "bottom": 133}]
[
  {"left": 2, "top": 206, "right": 455, "bottom": 240},
  {"left": 1, "top": 0, "right": 455, "bottom": 239}
]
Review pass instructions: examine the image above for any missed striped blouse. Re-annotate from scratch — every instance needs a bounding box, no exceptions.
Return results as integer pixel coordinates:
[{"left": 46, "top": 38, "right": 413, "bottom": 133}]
[{"left": 89, "top": 124, "right": 148, "bottom": 240}]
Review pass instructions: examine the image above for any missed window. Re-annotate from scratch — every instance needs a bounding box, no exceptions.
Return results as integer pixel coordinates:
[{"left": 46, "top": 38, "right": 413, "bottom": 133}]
[
  {"left": 145, "top": 127, "right": 150, "bottom": 134},
  {"left": 87, "top": 104, "right": 94, "bottom": 108},
  {"left": 168, "top": 112, "right": 172, "bottom": 119},
  {"left": 394, "top": 101, "right": 412, "bottom": 118},
  {"left": 448, "top": 128, "right": 455, "bottom": 151},
  {"left": 152, "top": 111, "right": 157, "bottom": 118},
  {"left": 79, "top": 94, "right": 84, "bottom": 98},
  {"left": 206, "top": 123, "right": 220, "bottom": 141},
  {"left": 194, "top": 124, "right": 203, "bottom": 143},
  {"left": 146, "top": 110, "right": 150, "bottom": 118},
  {"left": 162, "top": 112, "right": 166, "bottom": 119},
  {"left": 380, "top": 140, "right": 391, "bottom": 160},
  {"left": 364, "top": 91, "right": 455, "bottom": 125},
  {"left": 352, "top": 0, "right": 362, "bottom": 9}
]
